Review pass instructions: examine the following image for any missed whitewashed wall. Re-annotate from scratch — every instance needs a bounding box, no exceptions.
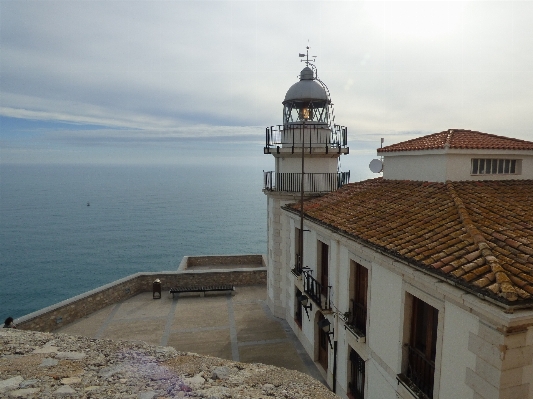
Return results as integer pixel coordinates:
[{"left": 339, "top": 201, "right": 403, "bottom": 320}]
[
  {"left": 266, "top": 193, "right": 299, "bottom": 318},
  {"left": 383, "top": 150, "right": 533, "bottom": 182},
  {"left": 276, "top": 156, "right": 340, "bottom": 174},
  {"left": 439, "top": 301, "right": 478, "bottom": 399},
  {"left": 368, "top": 263, "right": 403, "bottom": 372}
]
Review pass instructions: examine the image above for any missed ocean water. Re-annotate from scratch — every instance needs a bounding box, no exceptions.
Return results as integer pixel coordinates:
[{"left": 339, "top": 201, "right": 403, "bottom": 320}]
[{"left": 0, "top": 162, "right": 267, "bottom": 319}]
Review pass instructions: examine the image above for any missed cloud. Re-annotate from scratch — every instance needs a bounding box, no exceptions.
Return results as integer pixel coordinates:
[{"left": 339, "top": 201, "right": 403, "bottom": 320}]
[{"left": 1, "top": 0, "right": 532, "bottom": 152}]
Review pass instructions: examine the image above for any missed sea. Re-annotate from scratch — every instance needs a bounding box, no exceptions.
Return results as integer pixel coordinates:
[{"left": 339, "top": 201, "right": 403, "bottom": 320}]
[{"left": 0, "top": 160, "right": 268, "bottom": 319}]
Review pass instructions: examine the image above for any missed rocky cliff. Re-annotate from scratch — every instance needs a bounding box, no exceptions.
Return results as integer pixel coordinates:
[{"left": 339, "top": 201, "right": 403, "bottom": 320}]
[{"left": 1, "top": 329, "right": 338, "bottom": 398}]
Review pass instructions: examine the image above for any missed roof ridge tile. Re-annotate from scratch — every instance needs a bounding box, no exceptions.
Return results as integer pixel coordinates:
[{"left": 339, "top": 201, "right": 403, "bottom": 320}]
[{"left": 446, "top": 181, "right": 522, "bottom": 301}]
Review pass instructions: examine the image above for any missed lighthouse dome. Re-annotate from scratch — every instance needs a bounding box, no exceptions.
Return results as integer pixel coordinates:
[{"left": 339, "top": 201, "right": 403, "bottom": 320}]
[{"left": 283, "top": 67, "right": 329, "bottom": 104}]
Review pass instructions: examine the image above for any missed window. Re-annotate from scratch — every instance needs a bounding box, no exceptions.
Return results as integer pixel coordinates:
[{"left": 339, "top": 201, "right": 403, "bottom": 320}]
[
  {"left": 348, "top": 348, "right": 365, "bottom": 399},
  {"left": 471, "top": 158, "right": 520, "bottom": 175},
  {"left": 295, "top": 288, "right": 303, "bottom": 329},
  {"left": 317, "top": 313, "right": 329, "bottom": 370},
  {"left": 406, "top": 297, "right": 438, "bottom": 398},
  {"left": 295, "top": 227, "right": 302, "bottom": 273},
  {"left": 318, "top": 241, "right": 329, "bottom": 297},
  {"left": 349, "top": 261, "right": 368, "bottom": 335}
]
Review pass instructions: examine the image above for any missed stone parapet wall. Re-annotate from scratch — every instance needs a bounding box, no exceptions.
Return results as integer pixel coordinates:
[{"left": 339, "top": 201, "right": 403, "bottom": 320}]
[
  {"left": 158, "top": 270, "right": 266, "bottom": 289},
  {"left": 16, "top": 259, "right": 266, "bottom": 333},
  {"left": 185, "top": 254, "right": 265, "bottom": 268}
]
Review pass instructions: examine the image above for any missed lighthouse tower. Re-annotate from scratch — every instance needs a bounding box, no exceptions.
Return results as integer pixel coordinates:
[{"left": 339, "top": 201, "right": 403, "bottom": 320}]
[{"left": 263, "top": 50, "right": 350, "bottom": 318}]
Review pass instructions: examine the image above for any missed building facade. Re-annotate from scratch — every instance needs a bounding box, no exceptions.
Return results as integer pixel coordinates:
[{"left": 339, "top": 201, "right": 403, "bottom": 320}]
[{"left": 266, "top": 125, "right": 533, "bottom": 398}]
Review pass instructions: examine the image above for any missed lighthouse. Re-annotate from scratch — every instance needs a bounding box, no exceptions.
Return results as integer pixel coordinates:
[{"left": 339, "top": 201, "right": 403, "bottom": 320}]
[{"left": 263, "top": 49, "right": 350, "bottom": 318}]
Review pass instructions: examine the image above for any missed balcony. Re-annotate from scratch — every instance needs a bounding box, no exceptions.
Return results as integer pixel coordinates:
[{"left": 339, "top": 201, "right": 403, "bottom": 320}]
[
  {"left": 303, "top": 270, "right": 330, "bottom": 310},
  {"left": 345, "top": 299, "right": 367, "bottom": 342},
  {"left": 264, "top": 124, "right": 348, "bottom": 154},
  {"left": 396, "top": 345, "right": 435, "bottom": 399},
  {"left": 263, "top": 171, "right": 350, "bottom": 193}
]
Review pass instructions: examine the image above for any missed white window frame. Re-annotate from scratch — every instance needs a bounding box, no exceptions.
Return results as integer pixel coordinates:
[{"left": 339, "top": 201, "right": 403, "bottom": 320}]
[{"left": 471, "top": 158, "right": 521, "bottom": 175}]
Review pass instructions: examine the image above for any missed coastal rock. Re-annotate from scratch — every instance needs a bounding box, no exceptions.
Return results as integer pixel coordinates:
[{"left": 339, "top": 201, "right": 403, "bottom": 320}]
[
  {"left": 0, "top": 376, "right": 24, "bottom": 393},
  {"left": 60, "top": 377, "right": 81, "bottom": 385},
  {"left": 19, "top": 379, "right": 39, "bottom": 388},
  {"left": 38, "top": 358, "right": 58, "bottom": 367},
  {"left": 32, "top": 345, "right": 58, "bottom": 354},
  {"left": 183, "top": 374, "right": 205, "bottom": 388},
  {"left": 56, "top": 351, "right": 85, "bottom": 360},
  {"left": 54, "top": 385, "right": 76, "bottom": 395},
  {"left": 8, "top": 387, "right": 40, "bottom": 397},
  {"left": 138, "top": 391, "right": 157, "bottom": 399},
  {"left": 1, "top": 329, "right": 339, "bottom": 399},
  {"left": 98, "top": 364, "right": 125, "bottom": 378},
  {"left": 196, "top": 386, "right": 230, "bottom": 398},
  {"left": 211, "top": 366, "right": 234, "bottom": 380}
]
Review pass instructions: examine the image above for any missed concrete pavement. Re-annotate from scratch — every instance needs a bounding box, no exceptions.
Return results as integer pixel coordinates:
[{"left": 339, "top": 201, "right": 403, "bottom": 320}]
[{"left": 57, "top": 285, "right": 325, "bottom": 384}]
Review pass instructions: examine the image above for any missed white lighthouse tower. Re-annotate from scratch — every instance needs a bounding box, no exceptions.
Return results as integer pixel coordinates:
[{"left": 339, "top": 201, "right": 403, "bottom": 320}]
[{"left": 263, "top": 50, "right": 350, "bottom": 318}]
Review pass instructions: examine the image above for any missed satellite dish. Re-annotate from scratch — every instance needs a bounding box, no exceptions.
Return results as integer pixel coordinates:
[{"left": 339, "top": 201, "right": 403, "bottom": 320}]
[{"left": 369, "top": 159, "right": 383, "bottom": 173}]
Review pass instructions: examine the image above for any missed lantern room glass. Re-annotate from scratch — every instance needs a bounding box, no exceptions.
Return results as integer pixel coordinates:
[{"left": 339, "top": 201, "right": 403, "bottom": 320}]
[{"left": 283, "top": 101, "right": 329, "bottom": 124}]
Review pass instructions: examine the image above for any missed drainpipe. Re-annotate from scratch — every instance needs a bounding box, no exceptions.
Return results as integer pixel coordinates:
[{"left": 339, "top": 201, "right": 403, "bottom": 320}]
[{"left": 332, "top": 340, "right": 338, "bottom": 393}]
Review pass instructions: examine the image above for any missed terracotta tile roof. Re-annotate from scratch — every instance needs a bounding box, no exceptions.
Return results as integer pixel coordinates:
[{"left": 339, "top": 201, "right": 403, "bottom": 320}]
[
  {"left": 377, "top": 129, "right": 533, "bottom": 153},
  {"left": 287, "top": 179, "right": 533, "bottom": 305}
]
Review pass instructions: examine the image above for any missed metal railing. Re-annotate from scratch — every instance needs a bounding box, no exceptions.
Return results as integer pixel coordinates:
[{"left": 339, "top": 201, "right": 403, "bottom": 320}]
[
  {"left": 347, "top": 299, "right": 367, "bottom": 335},
  {"left": 264, "top": 124, "right": 348, "bottom": 152},
  {"left": 349, "top": 348, "right": 365, "bottom": 399},
  {"left": 406, "top": 345, "right": 435, "bottom": 399},
  {"left": 303, "top": 270, "right": 330, "bottom": 310},
  {"left": 263, "top": 171, "right": 350, "bottom": 192}
]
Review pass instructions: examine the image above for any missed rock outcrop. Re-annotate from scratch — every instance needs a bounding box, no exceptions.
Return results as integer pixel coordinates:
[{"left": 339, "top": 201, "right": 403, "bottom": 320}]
[{"left": 1, "top": 329, "right": 338, "bottom": 398}]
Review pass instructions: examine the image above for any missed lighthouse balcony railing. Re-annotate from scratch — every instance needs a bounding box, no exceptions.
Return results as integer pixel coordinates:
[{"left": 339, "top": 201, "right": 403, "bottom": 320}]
[
  {"left": 264, "top": 124, "right": 348, "bottom": 152},
  {"left": 263, "top": 171, "right": 350, "bottom": 193}
]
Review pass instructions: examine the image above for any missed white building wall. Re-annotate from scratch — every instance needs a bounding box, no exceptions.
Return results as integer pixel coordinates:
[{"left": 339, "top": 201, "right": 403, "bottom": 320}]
[
  {"left": 526, "top": 327, "right": 533, "bottom": 399},
  {"left": 305, "top": 229, "right": 318, "bottom": 274},
  {"left": 300, "top": 227, "right": 318, "bottom": 356},
  {"left": 439, "top": 301, "right": 478, "bottom": 399},
  {"left": 384, "top": 153, "right": 448, "bottom": 182},
  {"left": 266, "top": 193, "right": 299, "bottom": 318},
  {"left": 383, "top": 151, "right": 533, "bottom": 182},
  {"left": 276, "top": 156, "right": 339, "bottom": 174},
  {"left": 337, "top": 247, "right": 351, "bottom": 321},
  {"left": 279, "top": 208, "right": 291, "bottom": 317},
  {"left": 368, "top": 262, "right": 403, "bottom": 373},
  {"left": 367, "top": 360, "right": 398, "bottom": 399},
  {"left": 329, "top": 239, "right": 339, "bottom": 311}
]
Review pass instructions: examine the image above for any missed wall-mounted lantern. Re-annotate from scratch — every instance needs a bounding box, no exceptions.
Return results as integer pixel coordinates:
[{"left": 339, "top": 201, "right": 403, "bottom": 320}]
[
  {"left": 297, "top": 294, "right": 312, "bottom": 320},
  {"left": 318, "top": 317, "right": 334, "bottom": 349}
]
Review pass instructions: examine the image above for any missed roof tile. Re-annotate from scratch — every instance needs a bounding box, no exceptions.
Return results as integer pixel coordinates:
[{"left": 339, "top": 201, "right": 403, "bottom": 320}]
[
  {"left": 287, "top": 178, "right": 533, "bottom": 305},
  {"left": 378, "top": 129, "right": 533, "bottom": 153}
]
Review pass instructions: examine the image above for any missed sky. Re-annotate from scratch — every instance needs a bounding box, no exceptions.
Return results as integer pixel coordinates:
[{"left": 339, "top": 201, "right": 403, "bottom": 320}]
[{"left": 1, "top": 1, "right": 533, "bottom": 174}]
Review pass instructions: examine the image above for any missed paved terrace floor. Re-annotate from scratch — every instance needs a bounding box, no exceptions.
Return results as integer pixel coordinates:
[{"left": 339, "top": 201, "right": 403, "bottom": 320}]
[{"left": 57, "top": 285, "right": 326, "bottom": 385}]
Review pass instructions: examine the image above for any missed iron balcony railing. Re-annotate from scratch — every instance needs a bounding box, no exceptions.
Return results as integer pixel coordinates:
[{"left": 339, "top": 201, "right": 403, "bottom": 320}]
[
  {"left": 263, "top": 171, "right": 350, "bottom": 193},
  {"left": 349, "top": 349, "right": 365, "bottom": 399},
  {"left": 406, "top": 345, "right": 435, "bottom": 399},
  {"left": 264, "top": 123, "right": 348, "bottom": 153},
  {"left": 347, "top": 299, "right": 367, "bottom": 336},
  {"left": 303, "top": 270, "right": 331, "bottom": 310}
]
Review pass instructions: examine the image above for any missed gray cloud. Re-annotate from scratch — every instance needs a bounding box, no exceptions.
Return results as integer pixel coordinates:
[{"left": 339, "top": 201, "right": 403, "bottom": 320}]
[{"left": 1, "top": 1, "right": 533, "bottom": 145}]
